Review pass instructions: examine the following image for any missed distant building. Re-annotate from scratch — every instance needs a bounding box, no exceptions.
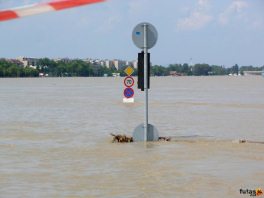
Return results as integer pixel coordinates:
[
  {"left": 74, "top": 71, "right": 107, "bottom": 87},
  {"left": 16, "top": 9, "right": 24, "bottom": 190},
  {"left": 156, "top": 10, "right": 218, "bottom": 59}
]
[
  {"left": 132, "top": 60, "right": 138, "bottom": 69},
  {"left": 100, "top": 61, "right": 105, "bottom": 67},
  {"left": 243, "top": 71, "right": 262, "bottom": 76},
  {"left": 53, "top": 58, "right": 70, "bottom": 63},
  {"left": 16, "top": 56, "right": 39, "bottom": 68},
  {"left": 6, "top": 59, "right": 24, "bottom": 67},
  {"left": 82, "top": 58, "right": 91, "bottom": 63},
  {"left": 125, "top": 60, "right": 138, "bottom": 69},
  {"left": 15, "top": 56, "right": 139, "bottom": 71},
  {"left": 113, "top": 60, "right": 126, "bottom": 70},
  {"left": 94, "top": 59, "right": 101, "bottom": 65},
  {"left": 105, "top": 60, "right": 114, "bottom": 69},
  {"left": 112, "top": 73, "right": 120, "bottom": 77},
  {"left": 169, "top": 71, "right": 183, "bottom": 76}
]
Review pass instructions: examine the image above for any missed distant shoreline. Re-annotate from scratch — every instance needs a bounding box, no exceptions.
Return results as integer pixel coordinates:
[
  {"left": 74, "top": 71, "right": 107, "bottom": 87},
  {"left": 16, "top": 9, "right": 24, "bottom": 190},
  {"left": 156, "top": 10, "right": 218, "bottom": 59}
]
[
  {"left": 0, "top": 75, "right": 264, "bottom": 79},
  {"left": 1, "top": 58, "right": 263, "bottom": 78}
]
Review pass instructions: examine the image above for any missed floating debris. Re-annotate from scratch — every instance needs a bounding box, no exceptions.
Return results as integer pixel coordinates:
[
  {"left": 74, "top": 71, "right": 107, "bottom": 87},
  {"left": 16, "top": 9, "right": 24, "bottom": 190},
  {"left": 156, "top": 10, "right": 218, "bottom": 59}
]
[
  {"left": 111, "top": 134, "right": 133, "bottom": 143},
  {"left": 232, "top": 139, "right": 264, "bottom": 144},
  {"left": 158, "top": 137, "right": 171, "bottom": 141},
  {"left": 110, "top": 134, "right": 171, "bottom": 143}
]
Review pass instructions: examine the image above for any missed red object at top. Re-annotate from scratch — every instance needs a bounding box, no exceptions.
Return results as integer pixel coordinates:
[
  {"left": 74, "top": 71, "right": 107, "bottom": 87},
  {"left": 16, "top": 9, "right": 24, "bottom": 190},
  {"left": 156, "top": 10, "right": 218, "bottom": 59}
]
[
  {"left": 49, "top": 0, "right": 105, "bottom": 10},
  {"left": 0, "top": 10, "right": 18, "bottom": 21},
  {"left": 0, "top": 0, "right": 105, "bottom": 22}
]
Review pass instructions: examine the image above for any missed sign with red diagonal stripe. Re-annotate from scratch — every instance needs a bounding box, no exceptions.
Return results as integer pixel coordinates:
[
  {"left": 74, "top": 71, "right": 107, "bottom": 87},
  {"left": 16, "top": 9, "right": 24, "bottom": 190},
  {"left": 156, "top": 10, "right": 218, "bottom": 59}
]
[
  {"left": 124, "top": 88, "right": 134, "bottom": 99},
  {"left": 0, "top": 0, "right": 105, "bottom": 22}
]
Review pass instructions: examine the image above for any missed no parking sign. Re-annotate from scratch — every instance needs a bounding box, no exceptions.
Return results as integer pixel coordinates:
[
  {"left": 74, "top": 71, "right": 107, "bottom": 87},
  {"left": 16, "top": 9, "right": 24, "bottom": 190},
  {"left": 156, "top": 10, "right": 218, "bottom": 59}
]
[{"left": 124, "top": 88, "right": 134, "bottom": 99}]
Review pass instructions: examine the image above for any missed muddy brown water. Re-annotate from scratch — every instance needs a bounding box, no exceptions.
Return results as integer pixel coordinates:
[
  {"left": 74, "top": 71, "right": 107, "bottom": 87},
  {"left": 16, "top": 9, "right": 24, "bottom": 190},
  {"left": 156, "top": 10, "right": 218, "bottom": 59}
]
[{"left": 0, "top": 76, "right": 263, "bottom": 197}]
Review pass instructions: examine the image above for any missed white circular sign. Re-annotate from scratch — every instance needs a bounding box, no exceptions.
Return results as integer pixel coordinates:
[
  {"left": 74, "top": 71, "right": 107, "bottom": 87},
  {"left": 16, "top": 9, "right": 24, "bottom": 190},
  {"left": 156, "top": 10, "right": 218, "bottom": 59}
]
[
  {"left": 132, "top": 22, "right": 158, "bottom": 50},
  {"left": 124, "top": 76, "right": 134, "bottom": 88}
]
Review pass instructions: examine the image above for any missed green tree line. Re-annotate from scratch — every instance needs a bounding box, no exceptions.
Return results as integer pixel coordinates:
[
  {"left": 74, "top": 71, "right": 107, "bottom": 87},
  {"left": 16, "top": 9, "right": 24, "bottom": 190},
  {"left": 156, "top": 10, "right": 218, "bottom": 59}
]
[
  {"left": 0, "top": 58, "right": 263, "bottom": 77},
  {"left": 37, "top": 58, "right": 115, "bottom": 77},
  {"left": 151, "top": 64, "right": 264, "bottom": 76},
  {"left": 0, "top": 59, "right": 38, "bottom": 77}
]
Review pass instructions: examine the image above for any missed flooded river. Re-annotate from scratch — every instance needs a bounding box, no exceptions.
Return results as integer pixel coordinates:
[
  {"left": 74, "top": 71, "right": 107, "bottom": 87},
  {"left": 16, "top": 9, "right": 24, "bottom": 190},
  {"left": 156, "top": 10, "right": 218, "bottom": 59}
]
[{"left": 0, "top": 76, "right": 263, "bottom": 197}]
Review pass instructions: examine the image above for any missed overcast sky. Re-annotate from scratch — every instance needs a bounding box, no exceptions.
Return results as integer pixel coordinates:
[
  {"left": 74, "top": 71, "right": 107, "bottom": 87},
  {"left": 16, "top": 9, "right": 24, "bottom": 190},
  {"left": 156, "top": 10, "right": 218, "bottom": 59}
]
[{"left": 0, "top": 0, "right": 263, "bottom": 67}]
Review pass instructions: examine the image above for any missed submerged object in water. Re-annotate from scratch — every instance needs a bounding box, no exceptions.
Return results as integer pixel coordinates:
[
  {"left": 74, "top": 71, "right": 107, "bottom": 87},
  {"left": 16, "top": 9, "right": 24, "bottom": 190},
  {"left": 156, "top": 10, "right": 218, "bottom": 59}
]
[
  {"left": 111, "top": 133, "right": 133, "bottom": 143},
  {"left": 110, "top": 134, "right": 171, "bottom": 143}
]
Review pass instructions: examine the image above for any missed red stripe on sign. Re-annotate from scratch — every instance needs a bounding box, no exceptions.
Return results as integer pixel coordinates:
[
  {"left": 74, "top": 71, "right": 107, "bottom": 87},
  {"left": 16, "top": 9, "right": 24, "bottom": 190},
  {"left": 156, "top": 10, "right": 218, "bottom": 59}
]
[
  {"left": 49, "top": 0, "right": 105, "bottom": 10},
  {"left": 0, "top": 10, "right": 19, "bottom": 22}
]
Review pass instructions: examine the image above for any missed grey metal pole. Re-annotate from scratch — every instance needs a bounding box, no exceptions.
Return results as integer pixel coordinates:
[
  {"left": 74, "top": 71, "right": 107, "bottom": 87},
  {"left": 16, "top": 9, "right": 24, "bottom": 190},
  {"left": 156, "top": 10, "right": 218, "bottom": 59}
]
[{"left": 143, "top": 24, "right": 148, "bottom": 142}]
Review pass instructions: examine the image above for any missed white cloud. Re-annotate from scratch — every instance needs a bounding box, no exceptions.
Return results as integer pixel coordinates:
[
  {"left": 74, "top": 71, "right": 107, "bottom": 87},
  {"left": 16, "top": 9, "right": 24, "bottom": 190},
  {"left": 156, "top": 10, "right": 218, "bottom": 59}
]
[
  {"left": 176, "top": 0, "right": 212, "bottom": 30},
  {"left": 218, "top": 0, "right": 248, "bottom": 25},
  {"left": 177, "top": 11, "right": 212, "bottom": 30},
  {"left": 96, "top": 15, "right": 122, "bottom": 33},
  {"left": 251, "top": 19, "right": 264, "bottom": 29},
  {"left": 92, "top": 1, "right": 124, "bottom": 33},
  {"left": 198, "top": 0, "right": 210, "bottom": 7},
  {"left": 128, "top": 0, "right": 149, "bottom": 16}
]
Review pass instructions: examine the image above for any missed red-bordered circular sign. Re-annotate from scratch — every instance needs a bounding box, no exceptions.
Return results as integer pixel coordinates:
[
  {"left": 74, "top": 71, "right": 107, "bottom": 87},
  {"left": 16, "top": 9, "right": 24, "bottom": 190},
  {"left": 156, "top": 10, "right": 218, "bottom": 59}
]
[
  {"left": 124, "top": 88, "right": 134, "bottom": 98},
  {"left": 124, "top": 76, "right": 134, "bottom": 88}
]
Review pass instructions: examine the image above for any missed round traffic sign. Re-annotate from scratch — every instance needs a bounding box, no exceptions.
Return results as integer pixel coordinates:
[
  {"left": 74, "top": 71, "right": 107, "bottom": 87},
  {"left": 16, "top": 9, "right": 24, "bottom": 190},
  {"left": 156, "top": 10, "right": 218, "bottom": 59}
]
[
  {"left": 124, "top": 88, "right": 134, "bottom": 98},
  {"left": 133, "top": 123, "right": 159, "bottom": 142},
  {"left": 124, "top": 76, "right": 134, "bottom": 88},
  {"left": 132, "top": 22, "right": 158, "bottom": 49}
]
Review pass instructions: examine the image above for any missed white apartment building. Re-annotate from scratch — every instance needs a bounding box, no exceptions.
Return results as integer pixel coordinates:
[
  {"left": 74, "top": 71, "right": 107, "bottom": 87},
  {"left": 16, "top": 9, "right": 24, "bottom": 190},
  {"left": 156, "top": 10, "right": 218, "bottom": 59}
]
[
  {"left": 105, "top": 60, "right": 114, "bottom": 69},
  {"left": 16, "top": 56, "right": 39, "bottom": 68},
  {"left": 132, "top": 60, "right": 138, "bottom": 69},
  {"left": 113, "top": 60, "right": 127, "bottom": 70}
]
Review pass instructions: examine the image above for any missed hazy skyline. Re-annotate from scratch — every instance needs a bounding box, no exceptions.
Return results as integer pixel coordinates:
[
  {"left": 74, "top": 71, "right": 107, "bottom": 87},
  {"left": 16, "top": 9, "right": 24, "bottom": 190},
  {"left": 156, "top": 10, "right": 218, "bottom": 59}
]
[{"left": 0, "top": 0, "right": 263, "bottom": 67}]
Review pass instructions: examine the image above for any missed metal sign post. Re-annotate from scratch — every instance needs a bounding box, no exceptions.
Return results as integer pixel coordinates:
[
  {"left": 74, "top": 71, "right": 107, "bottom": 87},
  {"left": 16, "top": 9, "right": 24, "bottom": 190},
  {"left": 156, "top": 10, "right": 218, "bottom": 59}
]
[
  {"left": 132, "top": 22, "right": 159, "bottom": 142},
  {"left": 143, "top": 24, "right": 148, "bottom": 142}
]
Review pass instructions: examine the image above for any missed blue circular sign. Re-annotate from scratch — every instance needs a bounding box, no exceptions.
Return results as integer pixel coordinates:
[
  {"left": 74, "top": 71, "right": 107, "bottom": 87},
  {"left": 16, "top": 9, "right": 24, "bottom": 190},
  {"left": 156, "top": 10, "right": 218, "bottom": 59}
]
[{"left": 124, "top": 88, "right": 134, "bottom": 98}]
